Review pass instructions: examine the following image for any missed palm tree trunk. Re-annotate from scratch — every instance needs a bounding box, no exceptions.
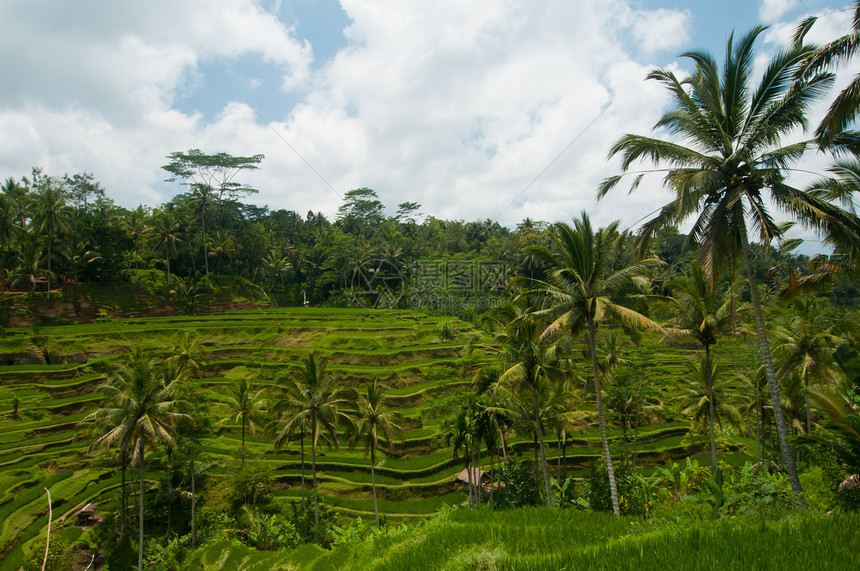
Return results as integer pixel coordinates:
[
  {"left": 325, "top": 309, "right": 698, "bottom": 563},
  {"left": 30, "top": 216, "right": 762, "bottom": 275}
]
[
  {"left": 563, "top": 438, "right": 568, "bottom": 478},
  {"left": 311, "top": 417, "right": 319, "bottom": 535},
  {"left": 165, "top": 447, "right": 172, "bottom": 539},
  {"left": 138, "top": 442, "right": 145, "bottom": 571},
  {"left": 704, "top": 344, "right": 718, "bottom": 473},
  {"left": 241, "top": 416, "right": 246, "bottom": 468},
  {"left": 371, "top": 446, "right": 380, "bottom": 528},
  {"left": 190, "top": 447, "right": 197, "bottom": 549},
  {"left": 530, "top": 382, "right": 552, "bottom": 507},
  {"left": 300, "top": 426, "right": 306, "bottom": 510},
  {"left": 201, "top": 213, "right": 209, "bottom": 283},
  {"left": 587, "top": 316, "right": 620, "bottom": 517},
  {"left": 756, "top": 382, "right": 762, "bottom": 471},
  {"left": 804, "top": 369, "right": 811, "bottom": 435},
  {"left": 738, "top": 223, "right": 805, "bottom": 509},
  {"left": 557, "top": 436, "right": 562, "bottom": 478},
  {"left": 119, "top": 448, "right": 127, "bottom": 542},
  {"left": 46, "top": 237, "right": 51, "bottom": 300},
  {"left": 476, "top": 445, "right": 482, "bottom": 508},
  {"left": 465, "top": 452, "right": 473, "bottom": 510}
]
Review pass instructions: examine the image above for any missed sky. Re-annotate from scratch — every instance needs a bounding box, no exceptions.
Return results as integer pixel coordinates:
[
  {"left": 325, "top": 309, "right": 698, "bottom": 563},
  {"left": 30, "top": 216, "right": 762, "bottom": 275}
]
[{"left": 0, "top": 0, "right": 856, "bottom": 251}]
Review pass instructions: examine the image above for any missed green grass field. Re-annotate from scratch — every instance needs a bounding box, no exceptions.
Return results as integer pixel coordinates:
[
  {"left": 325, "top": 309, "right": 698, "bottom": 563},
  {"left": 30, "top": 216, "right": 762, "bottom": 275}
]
[
  {"left": 0, "top": 307, "right": 760, "bottom": 568},
  {"left": 180, "top": 507, "right": 860, "bottom": 570}
]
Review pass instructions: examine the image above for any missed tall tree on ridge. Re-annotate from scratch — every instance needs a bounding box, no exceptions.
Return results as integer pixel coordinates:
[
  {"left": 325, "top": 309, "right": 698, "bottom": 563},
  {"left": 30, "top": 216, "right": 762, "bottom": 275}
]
[
  {"left": 162, "top": 149, "right": 264, "bottom": 282},
  {"left": 522, "top": 213, "right": 662, "bottom": 516},
  {"left": 772, "top": 297, "right": 845, "bottom": 435},
  {"left": 273, "top": 354, "right": 354, "bottom": 536},
  {"left": 658, "top": 265, "right": 738, "bottom": 472},
  {"left": 598, "top": 26, "right": 860, "bottom": 509},
  {"left": 147, "top": 211, "right": 183, "bottom": 286},
  {"left": 84, "top": 349, "right": 189, "bottom": 570},
  {"left": 30, "top": 178, "right": 71, "bottom": 300},
  {"left": 350, "top": 379, "right": 403, "bottom": 527},
  {"left": 219, "top": 375, "right": 268, "bottom": 468}
]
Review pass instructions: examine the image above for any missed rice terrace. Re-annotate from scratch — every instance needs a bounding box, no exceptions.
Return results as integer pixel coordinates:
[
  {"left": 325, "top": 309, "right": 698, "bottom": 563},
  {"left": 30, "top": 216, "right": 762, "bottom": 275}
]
[{"left": 5, "top": 2, "right": 860, "bottom": 570}]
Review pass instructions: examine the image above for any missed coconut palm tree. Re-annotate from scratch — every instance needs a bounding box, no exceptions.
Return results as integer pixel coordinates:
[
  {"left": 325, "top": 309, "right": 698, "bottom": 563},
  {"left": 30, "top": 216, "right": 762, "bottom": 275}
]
[
  {"left": 521, "top": 212, "right": 662, "bottom": 517},
  {"left": 169, "top": 330, "right": 204, "bottom": 379},
  {"left": 475, "top": 296, "right": 566, "bottom": 507},
  {"left": 597, "top": 27, "right": 860, "bottom": 508},
  {"left": 678, "top": 358, "right": 743, "bottom": 444},
  {"left": 122, "top": 207, "right": 149, "bottom": 284},
  {"left": 219, "top": 376, "right": 268, "bottom": 468},
  {"left": 147, "top": 211, "right": 183, "bottom": 286},
  {"left": 658, "top": 265, "right": 738, "bottom": 472},
  {"left": 30, "top": 183, "right": 72, "bottom": 299},
  {"left": 350, "top": 379, "right": 403, "bottom": 527},
  {"left": 84, "top": 349, "right": 189, "bottom": 570},
  {"left": 273, "top": 354, "right": 354, "bottom": 533},
  {"left": 772, "top": 297, "right": 845, "bottom": 435},
  {"left": 443, "top": 403, "right": 480, "bottom": 509}
]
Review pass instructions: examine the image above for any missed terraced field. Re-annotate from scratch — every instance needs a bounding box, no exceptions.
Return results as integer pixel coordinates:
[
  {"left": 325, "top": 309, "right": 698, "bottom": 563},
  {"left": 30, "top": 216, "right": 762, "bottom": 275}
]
[{"left": 0, "top": 308, "right": 759, "bottom": 568}]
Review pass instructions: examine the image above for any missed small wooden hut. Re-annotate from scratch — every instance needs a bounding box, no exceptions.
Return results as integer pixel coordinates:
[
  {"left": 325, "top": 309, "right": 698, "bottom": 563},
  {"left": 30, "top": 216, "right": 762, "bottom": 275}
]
[
  {"left": 75, "top": 503, "right": 99, "bottom": 526},
  {"left": 455, "top": 467, "right": 491, "bottom": 487}
]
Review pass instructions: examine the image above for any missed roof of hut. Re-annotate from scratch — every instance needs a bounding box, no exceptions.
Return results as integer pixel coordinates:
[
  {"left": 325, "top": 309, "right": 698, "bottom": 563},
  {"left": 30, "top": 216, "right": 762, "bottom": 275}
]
[{"left": 456, "top": 467, "right": 489, "bottom": 484}]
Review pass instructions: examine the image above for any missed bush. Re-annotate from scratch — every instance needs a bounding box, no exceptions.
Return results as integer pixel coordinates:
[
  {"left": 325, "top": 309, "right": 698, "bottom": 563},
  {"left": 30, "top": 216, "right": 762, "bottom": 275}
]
[
  {"left": 799, "top": 466, "right": 837, "bottom": 513},
  {"left": 586, "top": 461, "right": 648, "bottom": 517},
  {"left": 22, "top": 534, "right": 76, "bottom": 571},
  {"left": 495, "top": 460, "right": 542, "bottom": 508},
  {"left": 437, "top": 320, "right": 456, "bottom": 340}
]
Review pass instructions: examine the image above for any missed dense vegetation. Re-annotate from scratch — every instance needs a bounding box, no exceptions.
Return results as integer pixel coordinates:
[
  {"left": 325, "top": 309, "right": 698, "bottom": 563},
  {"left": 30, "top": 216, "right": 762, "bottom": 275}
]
[{"left": 4, "top": 6, "right": 860, "bottom": 571}]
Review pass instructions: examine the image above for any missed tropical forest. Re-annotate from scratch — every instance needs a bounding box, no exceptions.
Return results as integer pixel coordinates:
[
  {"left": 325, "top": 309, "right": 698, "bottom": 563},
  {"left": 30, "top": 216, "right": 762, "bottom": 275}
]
[{"left": 4, "top": 10, "right": 860, "bottom": 571}]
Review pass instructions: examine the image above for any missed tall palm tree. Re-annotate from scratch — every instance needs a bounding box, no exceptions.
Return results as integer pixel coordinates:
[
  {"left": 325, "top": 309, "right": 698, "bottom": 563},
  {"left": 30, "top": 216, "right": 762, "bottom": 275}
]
[
  {"left": 443, "top": 403, "right": 479, "bottom": 509},
  {"left": 677, "top": 358, "right": 743, "bottom": 446},
  {"left": 122, "top": 207, "right": 149, "bottom": 284},
  {"left": 772, "top": 297, "right": 845, "bottom": 435},
  {"left": 30, "top": 184, "right": 72, "bottom": 299},
  {"left": 597, "top": 27, "right": 860, "bottom": 508},
  {"left": 169, "top": 331, "right": 204, "bottom": 378},
  {"left": 350, "top": 379, "right": 403, "bottom": 527},
  {"left": 273, "top": 354, "right": 354, "bottom": 532},
  {"left": 219, "top": 376, "right": 268, "bottom": 467},
  {"left": 0, "top": 193, "right": 15, "bottom": 301},
  {"left": 522, "top": 212, "right": 662, "bottom": 516},
  {"left": 475, "top": 296, "right": 565, "bottom": 507},
  {"left": 188, "top": 183, "right": 214, "bottom": 282},
  {"left": 659, "top": 265, "right": 737, "bottom": 472},
  {"left": 147, "top": 212, "right": 183, "bottom": 286},
  {"left": 84, "top": 349, "right": 189, "bottom": 570}
]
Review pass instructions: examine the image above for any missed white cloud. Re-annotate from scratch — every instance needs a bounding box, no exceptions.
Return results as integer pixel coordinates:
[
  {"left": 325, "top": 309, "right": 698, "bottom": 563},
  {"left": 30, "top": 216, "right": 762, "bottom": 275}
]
[
  {"left": 14, "top": 0, "right": 846, "bottom": 248},
  {"left": 759, "top": 0, "right": 800, "bottom": 22}
]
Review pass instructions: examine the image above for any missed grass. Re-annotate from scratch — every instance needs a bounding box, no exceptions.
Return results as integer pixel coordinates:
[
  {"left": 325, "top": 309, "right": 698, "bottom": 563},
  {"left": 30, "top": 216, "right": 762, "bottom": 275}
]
[
  {"left": 0, "top": 305, "right": 760, "bottom": 564},
  {"left": 176, "top": 508, "right": 860, "bottom": 570}
]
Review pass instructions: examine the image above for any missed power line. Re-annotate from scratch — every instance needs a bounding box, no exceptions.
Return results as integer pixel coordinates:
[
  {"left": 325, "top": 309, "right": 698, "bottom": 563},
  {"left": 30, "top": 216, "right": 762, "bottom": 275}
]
[
  {"left": 494, "top": 105, "right": 607, "bottom": 222},
  {"left": 251, "top": 106, "right": 343, "bottom": 200}
]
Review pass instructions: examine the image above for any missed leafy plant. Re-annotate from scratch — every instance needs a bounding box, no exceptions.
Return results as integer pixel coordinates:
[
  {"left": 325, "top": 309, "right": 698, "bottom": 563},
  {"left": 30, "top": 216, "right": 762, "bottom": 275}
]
[{"left": 586, "top": 461, "right": 648, "bottom": 517}]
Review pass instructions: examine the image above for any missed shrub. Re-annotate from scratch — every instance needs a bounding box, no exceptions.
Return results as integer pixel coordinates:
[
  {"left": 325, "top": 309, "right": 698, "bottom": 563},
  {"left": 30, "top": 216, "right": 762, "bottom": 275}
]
[
  {"left": 22, "top": 534, "right": 76, "bottom": 571},
  {"left": 437, "top": 320, "right": 456, "bottom": 340},
  {"left": 495, "top": 460, "right": 542, "bottom": 508},
  {"left": 586, "top": 461, "right": 648, "bottom": 517}
]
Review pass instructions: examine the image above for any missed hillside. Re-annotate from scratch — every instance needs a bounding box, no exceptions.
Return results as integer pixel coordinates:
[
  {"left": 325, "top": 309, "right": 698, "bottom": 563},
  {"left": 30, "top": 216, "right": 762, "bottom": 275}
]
[{"left": 0, "top": 307, "right": 760, "bottom": 568}]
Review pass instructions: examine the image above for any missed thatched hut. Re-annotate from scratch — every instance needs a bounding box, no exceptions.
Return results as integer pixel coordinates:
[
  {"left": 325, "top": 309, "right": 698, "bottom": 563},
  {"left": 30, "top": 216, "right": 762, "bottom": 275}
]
[
  {"left": 455, "top": 467, "right": 490, "bottom": 487},
  {"left": 75, "top": 503, "right": 99, "bottom": 526}
]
